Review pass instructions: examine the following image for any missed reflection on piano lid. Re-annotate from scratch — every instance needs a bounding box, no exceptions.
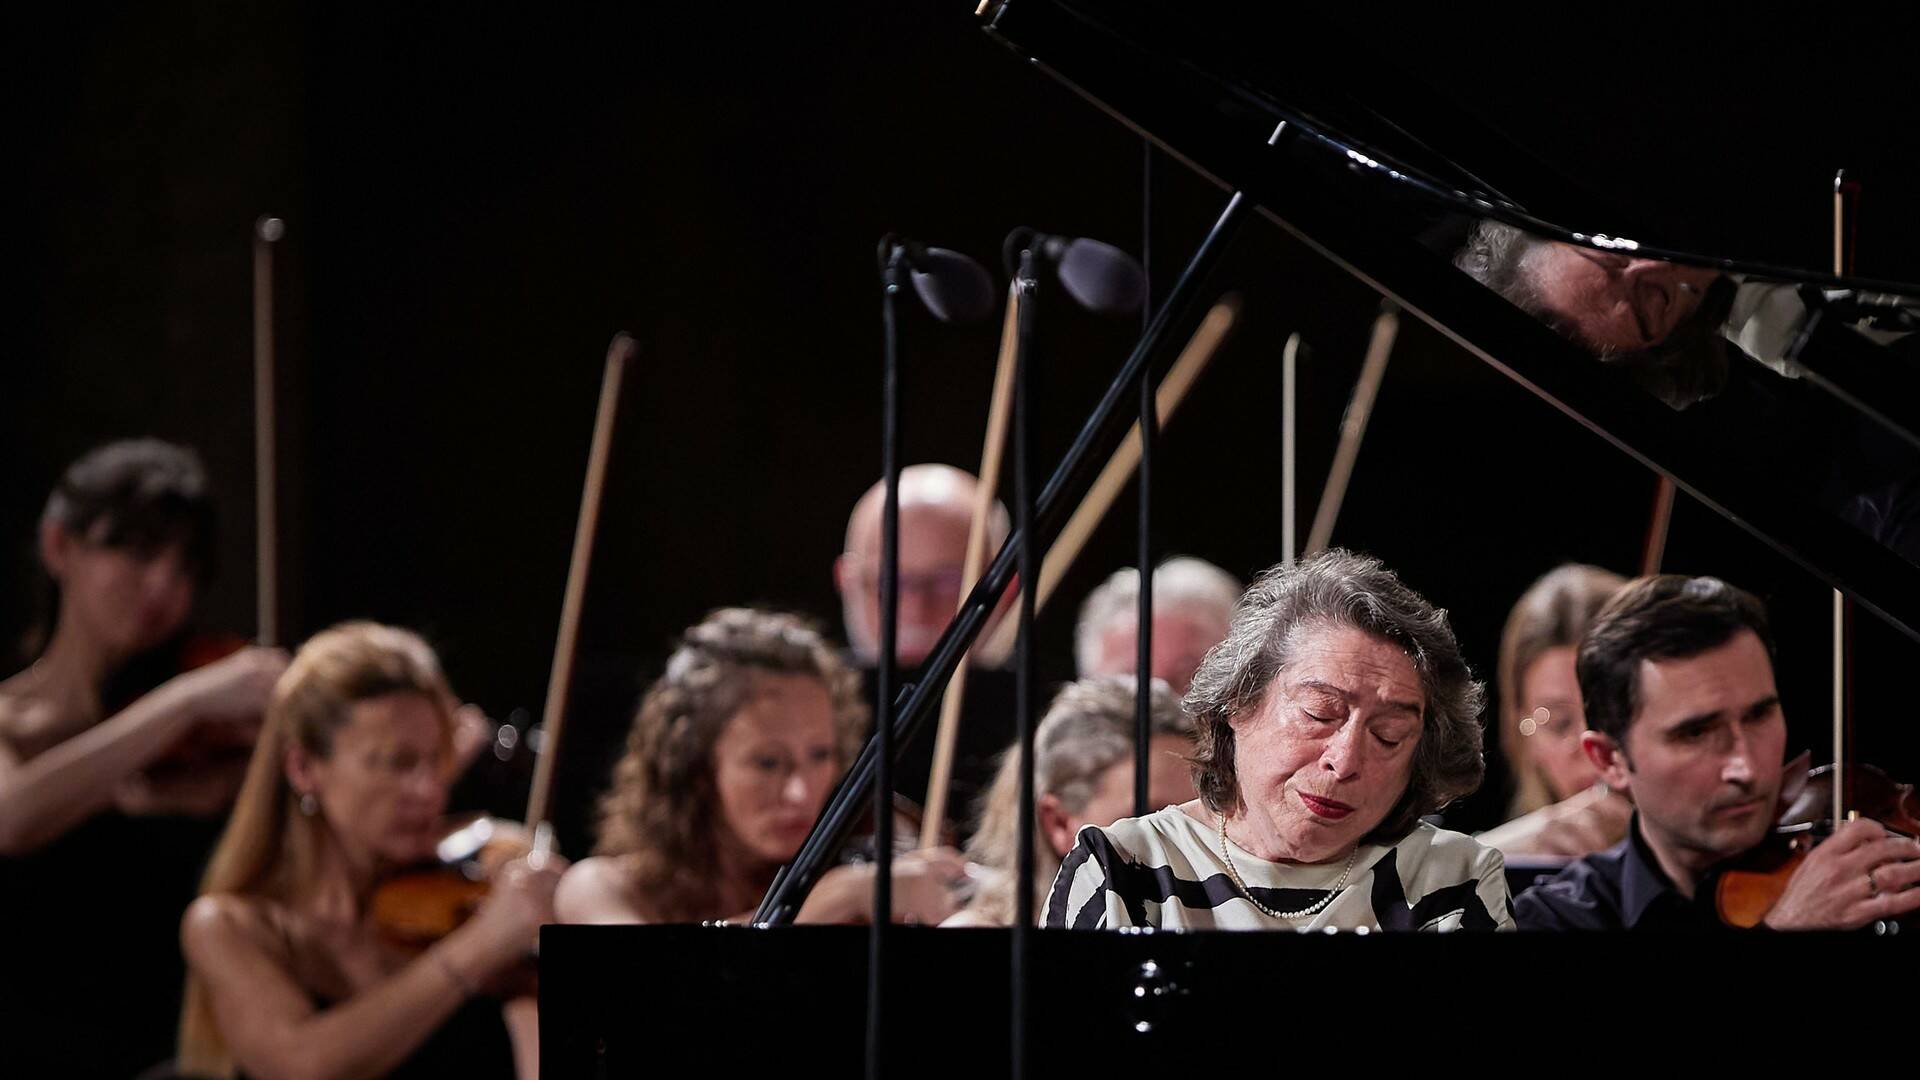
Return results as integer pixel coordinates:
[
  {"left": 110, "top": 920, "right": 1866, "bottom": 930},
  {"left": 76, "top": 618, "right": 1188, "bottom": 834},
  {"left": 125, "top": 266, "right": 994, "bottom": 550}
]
[
  {"left": 985, "top": 0, "right": 1920, "bottom": 290},
  {"left": 981, "top": 0, "right": 1920, "bottom": 641}
]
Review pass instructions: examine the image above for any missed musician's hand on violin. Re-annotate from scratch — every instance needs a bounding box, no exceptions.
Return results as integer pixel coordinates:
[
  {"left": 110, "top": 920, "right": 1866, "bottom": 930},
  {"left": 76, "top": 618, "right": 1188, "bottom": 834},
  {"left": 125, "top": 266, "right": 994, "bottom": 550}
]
[
  {"left": 163, "top": 646, "right": 289, "bottom": 728},
  {"left": 113, "top": 648, "right": 284, "bottom": 817},
  {"left": 459, "top": 852, "right": 568, "bottom": 970},
  {"left": 1762, "top": 817, "right": 1920, "bottom": 930}
]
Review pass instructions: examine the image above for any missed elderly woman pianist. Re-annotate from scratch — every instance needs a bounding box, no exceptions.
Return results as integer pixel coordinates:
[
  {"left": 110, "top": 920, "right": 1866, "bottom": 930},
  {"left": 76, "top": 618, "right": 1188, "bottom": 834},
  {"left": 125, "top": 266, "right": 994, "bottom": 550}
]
[{"left": 1045, "top": 550, "right": 1513, "bottom": 931}]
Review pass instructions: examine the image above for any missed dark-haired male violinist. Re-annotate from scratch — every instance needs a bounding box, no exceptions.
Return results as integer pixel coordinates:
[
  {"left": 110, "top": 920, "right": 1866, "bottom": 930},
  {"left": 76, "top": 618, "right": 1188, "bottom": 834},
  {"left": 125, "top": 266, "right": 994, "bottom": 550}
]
[{"left": 1513, "top": 575, "right": 1920, "bottom": 930}]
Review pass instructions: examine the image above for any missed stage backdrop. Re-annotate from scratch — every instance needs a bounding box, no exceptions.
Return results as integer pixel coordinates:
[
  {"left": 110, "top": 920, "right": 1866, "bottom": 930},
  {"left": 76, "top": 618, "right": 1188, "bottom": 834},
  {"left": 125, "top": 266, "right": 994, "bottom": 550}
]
[{"left": 10, "top": 2, "right": 1918, "bottom": 850}]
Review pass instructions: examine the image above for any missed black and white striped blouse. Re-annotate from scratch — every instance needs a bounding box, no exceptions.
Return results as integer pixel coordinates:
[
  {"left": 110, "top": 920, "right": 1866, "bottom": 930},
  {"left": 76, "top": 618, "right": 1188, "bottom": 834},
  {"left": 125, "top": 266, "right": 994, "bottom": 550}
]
[{"left": 1045, "top": 804, "right": 1515, "bottom": 931}]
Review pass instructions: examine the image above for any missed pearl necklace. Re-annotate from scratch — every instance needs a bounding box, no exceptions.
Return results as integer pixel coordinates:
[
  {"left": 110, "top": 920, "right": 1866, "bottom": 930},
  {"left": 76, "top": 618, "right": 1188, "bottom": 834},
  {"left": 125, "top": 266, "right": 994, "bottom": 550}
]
[{"left": 1216, "top": 813, "right": 1356, "bottom": 921}]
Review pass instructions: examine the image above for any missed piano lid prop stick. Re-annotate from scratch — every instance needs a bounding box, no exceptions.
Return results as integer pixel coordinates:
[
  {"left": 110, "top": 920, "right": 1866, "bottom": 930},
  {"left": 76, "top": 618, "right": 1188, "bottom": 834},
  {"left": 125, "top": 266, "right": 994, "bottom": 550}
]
[
  {"left": 978, "top": 295, "right": 1240, "bottom": 661},
  {"left": 1305, "top": 304, "right": 1398, "bottom": 557},
  {"left": 252, "top": 216, "right": 285, "bottom": 647},
  {"left": 524, "top": 334, "right": 634, "bottom": 836},
  {"left": 920, "top": 282, "right": 1021, "bottom": 849}
]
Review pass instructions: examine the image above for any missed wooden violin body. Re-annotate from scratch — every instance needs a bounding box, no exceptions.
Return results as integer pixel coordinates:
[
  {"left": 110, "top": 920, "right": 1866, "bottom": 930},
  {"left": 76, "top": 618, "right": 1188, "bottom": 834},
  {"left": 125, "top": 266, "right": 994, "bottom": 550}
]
[
  {"left": 369, "top": 817, "right": 546, "bottom": 1000},
  {"left": 370, "top": 816, "right": 532, "bottom": 948}
]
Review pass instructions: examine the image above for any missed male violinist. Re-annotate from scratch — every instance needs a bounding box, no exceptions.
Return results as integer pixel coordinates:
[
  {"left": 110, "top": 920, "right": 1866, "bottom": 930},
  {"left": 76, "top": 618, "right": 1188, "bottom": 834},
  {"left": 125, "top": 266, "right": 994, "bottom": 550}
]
[{"left": 1513, "top": 574, "right": 1920, "bottom": 930}]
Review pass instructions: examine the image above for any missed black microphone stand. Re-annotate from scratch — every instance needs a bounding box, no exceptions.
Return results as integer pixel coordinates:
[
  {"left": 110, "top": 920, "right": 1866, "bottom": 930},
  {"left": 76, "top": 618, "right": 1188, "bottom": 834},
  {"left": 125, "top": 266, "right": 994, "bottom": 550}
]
[
  {"left": 867, "top": 241, "right": 904, "bottom": 1080},
  {"left": 1008, "top": 246, "right": 1038, "bottom": 1080},
  {"left": 1135, "top": 140, "right": 1157, "bottom": 816},
  {"left": 755, "top": 189, "right": 1252, "bottom": 927}
]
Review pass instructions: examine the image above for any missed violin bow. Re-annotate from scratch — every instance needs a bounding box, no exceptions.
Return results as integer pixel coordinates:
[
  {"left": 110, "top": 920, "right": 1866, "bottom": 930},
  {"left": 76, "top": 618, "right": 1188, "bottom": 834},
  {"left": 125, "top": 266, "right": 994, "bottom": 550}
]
[
  {"left": 523, "top": 334, "right": 635, "bottom": 855},
  {"left": 920, "top": 281, "right": 1021, "bottom": 849},
  {"left": 1639, "top": 479, "right": 1677, "bottom": 576},
  {"left": 1303, "top": 302, "right": 1398, "bottom": 557},
  {"left": 922, "top": 296, "right": 1240, "bottom": 844},
  {"left": 252, "top": 216, "right": 285, "bottom": 648},
  {"left": 1831, "top": 169, "right": 1862, "bottom": 826},
  {"left": 976, "top": 295, "right": 1240, "bottom": 657}
]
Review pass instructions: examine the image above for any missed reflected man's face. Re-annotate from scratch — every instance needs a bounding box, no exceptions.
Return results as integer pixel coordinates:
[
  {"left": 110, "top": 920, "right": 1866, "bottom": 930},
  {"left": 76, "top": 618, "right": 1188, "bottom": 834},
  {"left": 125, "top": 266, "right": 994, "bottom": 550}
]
[{"left": 1524, "top": 243, "right": 1721, "bottom": 351}]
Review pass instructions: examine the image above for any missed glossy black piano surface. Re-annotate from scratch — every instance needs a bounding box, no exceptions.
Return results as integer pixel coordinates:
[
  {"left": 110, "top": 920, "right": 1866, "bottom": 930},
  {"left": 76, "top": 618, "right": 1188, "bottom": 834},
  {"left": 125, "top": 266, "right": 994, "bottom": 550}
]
[{"left": 541, "top": 923, "right": 1914, "bottom": 1074}]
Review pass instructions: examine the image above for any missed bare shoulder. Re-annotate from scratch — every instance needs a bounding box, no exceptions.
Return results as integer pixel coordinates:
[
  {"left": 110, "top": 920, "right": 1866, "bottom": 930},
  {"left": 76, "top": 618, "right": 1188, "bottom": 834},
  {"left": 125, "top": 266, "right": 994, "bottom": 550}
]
[
  {"left": 555, "top": 855, "right": 648, "bottom": 924},
  {"left": 181, "top": 893, "right": 282, "bottom": 959},
  {"left": 0, "top": 687, "right": 61, "bottom": 761},
  {"left": 558, "top": 854, "right": 630, "bottom": 897}
]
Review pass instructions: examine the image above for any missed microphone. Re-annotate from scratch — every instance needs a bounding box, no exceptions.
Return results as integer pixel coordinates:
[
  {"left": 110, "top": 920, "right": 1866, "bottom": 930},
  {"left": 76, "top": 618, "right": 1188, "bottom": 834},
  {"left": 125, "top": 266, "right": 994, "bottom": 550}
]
[
  {"left": 878, "top": 236, "right": 996, "bottom": 324},
  {"left": 1005, "top": 229, "right": 1147, "bottom": 316}
]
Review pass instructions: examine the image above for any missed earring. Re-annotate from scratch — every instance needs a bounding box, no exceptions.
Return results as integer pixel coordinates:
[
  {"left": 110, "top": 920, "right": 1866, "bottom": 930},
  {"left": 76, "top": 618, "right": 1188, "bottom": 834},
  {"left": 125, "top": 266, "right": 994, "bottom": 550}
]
[{"left": 298, "top": 792, "right": 318, "bottom": 817}]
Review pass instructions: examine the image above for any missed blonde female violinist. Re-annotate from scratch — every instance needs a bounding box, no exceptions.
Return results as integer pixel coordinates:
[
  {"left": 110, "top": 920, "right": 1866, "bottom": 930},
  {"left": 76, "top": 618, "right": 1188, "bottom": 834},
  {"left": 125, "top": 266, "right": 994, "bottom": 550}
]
[{"left": 178, "top": 622, "right": 563, "bottom": 1080}]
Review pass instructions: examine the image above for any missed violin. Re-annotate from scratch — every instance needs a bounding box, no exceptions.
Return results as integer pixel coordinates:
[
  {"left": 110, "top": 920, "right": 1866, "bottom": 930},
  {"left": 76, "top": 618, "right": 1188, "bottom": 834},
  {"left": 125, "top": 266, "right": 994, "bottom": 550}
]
[
  {"left": 365, "top": 712, "right": 547, "bottom": 946},
  {"left": 370, "top": 817, "right": 550, "bottom": 948},
  {"left": 1714, "top": 761, "right": 1920, "bottom": 928},
  {"left": 102, "top": 630, "right": 263, "bottom": 818},
  {"left": 98, "top": 627, "right": 251, "bottom": 716},
  {"left": 368, "top": 816, "right": 554, "bottom": 1002}
]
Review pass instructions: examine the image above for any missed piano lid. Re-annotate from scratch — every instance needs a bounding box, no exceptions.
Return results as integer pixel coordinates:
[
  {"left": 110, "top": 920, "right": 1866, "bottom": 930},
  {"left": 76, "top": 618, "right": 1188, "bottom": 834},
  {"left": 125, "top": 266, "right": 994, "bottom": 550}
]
[
  {"left": 982, "top": 0, "right": 1920, "bottom": 640},
  {"left": 985, "top": 0, "right": 1920, "bottom": 290}
]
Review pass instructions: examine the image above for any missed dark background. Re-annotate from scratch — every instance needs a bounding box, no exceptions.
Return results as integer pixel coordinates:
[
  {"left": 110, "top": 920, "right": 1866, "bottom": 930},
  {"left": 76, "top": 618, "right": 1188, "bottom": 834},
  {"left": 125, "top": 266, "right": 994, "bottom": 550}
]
[{"left": 9, "top": 1, "right": 1920, "bottom": 856}]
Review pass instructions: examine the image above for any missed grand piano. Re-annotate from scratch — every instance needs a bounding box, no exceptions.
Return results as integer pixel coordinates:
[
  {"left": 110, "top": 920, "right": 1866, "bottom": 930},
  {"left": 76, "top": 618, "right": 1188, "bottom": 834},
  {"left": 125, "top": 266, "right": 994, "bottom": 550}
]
[{"left": 543, "top": 2, "right": 1919, "bottom": 1071}]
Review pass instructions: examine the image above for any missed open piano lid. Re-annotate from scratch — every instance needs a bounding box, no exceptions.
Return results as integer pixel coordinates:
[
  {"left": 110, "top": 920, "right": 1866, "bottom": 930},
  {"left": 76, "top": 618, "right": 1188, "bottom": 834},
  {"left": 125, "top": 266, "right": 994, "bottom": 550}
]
[{"left": 981, "top": 0, "right": 1920, "bottom": 641}]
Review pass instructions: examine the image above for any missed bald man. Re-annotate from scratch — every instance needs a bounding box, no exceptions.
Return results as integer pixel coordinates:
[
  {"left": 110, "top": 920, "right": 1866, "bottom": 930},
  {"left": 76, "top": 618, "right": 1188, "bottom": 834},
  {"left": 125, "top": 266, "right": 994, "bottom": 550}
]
[
  {"left": 835, "top": 463, "right": 1009, "bottom": 669},
  {"left": 835, "top": 464, "right": 1017, "bottom": 840}
]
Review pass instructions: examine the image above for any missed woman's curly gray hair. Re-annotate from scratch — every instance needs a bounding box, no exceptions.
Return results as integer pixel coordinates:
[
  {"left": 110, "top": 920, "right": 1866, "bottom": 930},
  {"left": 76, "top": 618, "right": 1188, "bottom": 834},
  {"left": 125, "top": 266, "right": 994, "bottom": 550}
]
[{"left": 1184, "top": 549, "right": 1486, "bottom": 843}]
